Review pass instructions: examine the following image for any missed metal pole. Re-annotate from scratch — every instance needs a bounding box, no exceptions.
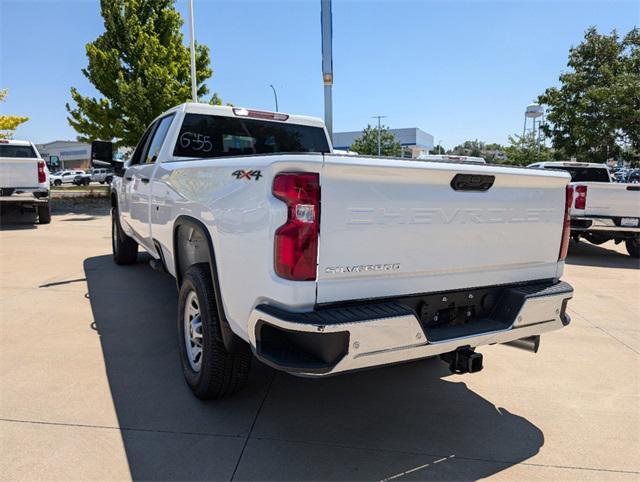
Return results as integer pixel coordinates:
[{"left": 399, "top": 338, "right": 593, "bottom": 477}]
[
  {"left": 188, "top": 0, "right": 198, "bottom": 102},
  {"left": 522, "top": 114, "right": 527, "bottom": 138},
  {"left": 321, "top": 0, "right": 333, "bottom": 140},
  {"left": 371, "top": 115, "right": 386, "bottom": 156},
  {"left": 269, "top": 85, "right": 279, "bottom": 112}
]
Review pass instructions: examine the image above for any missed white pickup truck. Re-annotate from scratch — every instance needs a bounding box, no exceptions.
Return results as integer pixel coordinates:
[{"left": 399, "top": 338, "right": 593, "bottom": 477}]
[
  {"left": 98, "top": 103, "right": 575, "bottom": 399},
  {"left": 529, "top": 161, "right": 640, "bottom": 258},
  {"left": 0, "top": 139, "right": 51, "bottom": 224}
]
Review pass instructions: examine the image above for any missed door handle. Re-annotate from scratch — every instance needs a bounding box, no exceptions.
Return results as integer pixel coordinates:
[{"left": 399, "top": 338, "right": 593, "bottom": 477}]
[
  {"left": 125, "top": 176, "right": 133, "bottom": 181},
  {"left": 141, "top": 177, "right": 150, "bottom": 184},
  {"left": 450, "top": 174, "right": 495, "bottom": 192}
]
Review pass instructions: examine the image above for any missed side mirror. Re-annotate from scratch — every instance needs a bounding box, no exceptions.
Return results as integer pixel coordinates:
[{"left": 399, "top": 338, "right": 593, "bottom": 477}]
[{"left": 91, "top": 140, "right": 124, "bottom": 177}]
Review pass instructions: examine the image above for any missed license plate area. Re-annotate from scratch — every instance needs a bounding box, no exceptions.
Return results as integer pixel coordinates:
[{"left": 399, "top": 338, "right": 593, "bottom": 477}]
[{"left": 620, "top": 217, "right": 639, "bottom": 227}]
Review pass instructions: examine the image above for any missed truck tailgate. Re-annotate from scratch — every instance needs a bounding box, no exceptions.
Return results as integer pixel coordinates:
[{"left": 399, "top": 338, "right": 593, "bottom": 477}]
[
  {"left": 317, "top": 156, "right": 570, "bottom": 304},
  {"left": 0, "top": 157, "right": 39, "bottom": 189},
  {"left": 579, "top": 182, "right": 640, "bottom": 218}
]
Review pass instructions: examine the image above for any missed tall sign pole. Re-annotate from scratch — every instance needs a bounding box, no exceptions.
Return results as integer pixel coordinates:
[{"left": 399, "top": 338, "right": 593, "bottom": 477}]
[
  {"left": 188, "top": 0, "right": 198, "bottom": 102},
  {"left": 321, "top": 0, "right": 333, "bottom": 140}
]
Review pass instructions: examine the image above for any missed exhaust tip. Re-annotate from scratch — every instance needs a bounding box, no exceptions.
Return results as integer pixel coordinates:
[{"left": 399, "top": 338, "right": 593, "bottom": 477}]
[{"left": 504, "top": 335, "right": 540, "bottom": 353}]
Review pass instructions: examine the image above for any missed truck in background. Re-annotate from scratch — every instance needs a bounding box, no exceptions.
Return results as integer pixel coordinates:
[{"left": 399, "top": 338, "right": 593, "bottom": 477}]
[
  {"left": 0, "top": 139, "right": 51, "bottom": 224},
  {"left": 529, "top": 161, "right": 640, "bottom": 258}
]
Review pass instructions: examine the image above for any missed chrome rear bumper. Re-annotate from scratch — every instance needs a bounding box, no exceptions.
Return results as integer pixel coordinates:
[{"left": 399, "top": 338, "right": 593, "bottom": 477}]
[
  {"left": 571, "top": 216, "right": 640, "bottom": 233},
  {"left": 248, "top": 281, "right": 573, "bottom": 377},
  {"left": 0, "top": 189, "right": 49, "bottom": 204}
]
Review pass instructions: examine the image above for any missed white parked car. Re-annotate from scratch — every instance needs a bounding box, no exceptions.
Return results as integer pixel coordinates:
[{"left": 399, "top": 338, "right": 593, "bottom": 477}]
[
  {"left": 529, "top": 161, "right": 640, "bottom": 257},
  {"left": 98, "top": 103, "right": 574, "bottom": 399},
  {"left": 90, "top": 168, "right": 114, "bottom": 184},
  {"left": 50, "top": 169, "right": 86, "bottom": 186},
  {"left": 0, "top": 139, "right": 51, "bottom": 223}
]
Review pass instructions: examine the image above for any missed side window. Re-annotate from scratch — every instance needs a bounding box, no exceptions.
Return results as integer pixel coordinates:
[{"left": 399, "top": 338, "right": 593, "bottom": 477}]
[
  {"left": 144, "top": 114, "right": 175, "bottom": 164},
  {"left": 129, "top": 122, "right": 157, "bottom": 166}
]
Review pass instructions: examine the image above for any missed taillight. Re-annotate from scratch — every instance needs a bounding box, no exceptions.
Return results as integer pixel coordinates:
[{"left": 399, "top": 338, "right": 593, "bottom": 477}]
[
  {"left": 37, "top": 160, "right": 46, "bottom": 183},
  {"left": 273, "top": 172, "right": 320, "bottom": 281},
  {"left": 559, "top": 185, "right": 573, "bottom": 261},
  {"left": 574, "top": 185, "right": 587, "bottom": 210}
]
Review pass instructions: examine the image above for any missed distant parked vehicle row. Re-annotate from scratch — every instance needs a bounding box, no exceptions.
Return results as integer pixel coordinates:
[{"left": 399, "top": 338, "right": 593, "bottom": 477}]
[
  {"left": 49, "top": 168, "right": 113, "bottom": 186},
  {"left": 50, "top": 169, "right": 86, "bottom": 186}
]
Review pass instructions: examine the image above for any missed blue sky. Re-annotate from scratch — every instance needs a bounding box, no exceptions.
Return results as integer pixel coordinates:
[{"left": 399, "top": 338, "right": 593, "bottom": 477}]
[{"left": 1, "top": 0, "right": 637, "bottom": 148}]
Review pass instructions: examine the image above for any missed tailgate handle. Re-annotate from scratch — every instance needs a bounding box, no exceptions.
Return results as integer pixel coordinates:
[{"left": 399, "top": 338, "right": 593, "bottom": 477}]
[{"left": 450, "top": 174, "right": 495, "bottom": 192}]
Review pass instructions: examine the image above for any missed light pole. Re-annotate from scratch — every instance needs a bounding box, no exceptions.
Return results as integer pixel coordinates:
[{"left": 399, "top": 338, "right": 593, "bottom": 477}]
[
  {"left": 321, "top": 0, "right": 333, "bottom": 139},
  {"left": 188, "top": 0, "right": 197, "bottom": 102},
  {"left": 372, "top": 115, "right": 387, "bottom": 156},
  {"left": 269, "top": 84, "right": 279, "bottom": 112}
]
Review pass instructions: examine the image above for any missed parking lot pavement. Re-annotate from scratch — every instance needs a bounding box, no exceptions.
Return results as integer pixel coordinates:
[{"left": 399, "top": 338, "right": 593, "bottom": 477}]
[{"left": 1, "top": 209, "right": 638, "bottom": 481}]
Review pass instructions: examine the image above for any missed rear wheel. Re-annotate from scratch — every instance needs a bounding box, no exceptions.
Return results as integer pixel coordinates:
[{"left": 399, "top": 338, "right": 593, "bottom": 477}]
[
  {"left": 111, "top": 206, "right": 138, "bottom": 265},
  {"left": 178, "top": 264, "right": 251, "bottom": 399},
  {"left": 625, "top": 238, "right": 640, "bottom": 258},
  {"left": 37, "top": 202, "right": 51, "bottom": 224}
]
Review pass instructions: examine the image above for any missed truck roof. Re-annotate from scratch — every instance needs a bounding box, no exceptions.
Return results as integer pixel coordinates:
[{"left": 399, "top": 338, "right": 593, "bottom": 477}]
[
  {"left": 0, "top": 139, "right": 32, "bottom": 146},
  {"left": 158, "top": 103, "right": 327, "bottom": 129},
  {"left": 529, "top": 161, "right": 609, "bottom": 169}
]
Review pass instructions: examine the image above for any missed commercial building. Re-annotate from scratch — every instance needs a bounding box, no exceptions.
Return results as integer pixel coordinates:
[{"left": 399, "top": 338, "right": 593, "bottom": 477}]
[
  {"left": 333, "top": 127, "right": 434, "bottom": 158},
  {"left": 36, "top": 140, "right": 91, "bottom": 171}
]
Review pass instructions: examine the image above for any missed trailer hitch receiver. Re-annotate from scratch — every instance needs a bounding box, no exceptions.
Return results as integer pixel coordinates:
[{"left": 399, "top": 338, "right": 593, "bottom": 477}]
[{"left": 441, "top": 348, "right": 483, "bottom": 374}]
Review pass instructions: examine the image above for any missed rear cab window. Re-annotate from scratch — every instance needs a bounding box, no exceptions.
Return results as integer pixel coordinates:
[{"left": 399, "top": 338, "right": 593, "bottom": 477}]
[
  {"left": 173, "top": 113, "right": 330, "bottom": 158},
  {"left": 0, "top": 145, "right": 37, "bottom": 158},
  {"left": 543, "top": 166, "right": 610, "bottom": 182}
]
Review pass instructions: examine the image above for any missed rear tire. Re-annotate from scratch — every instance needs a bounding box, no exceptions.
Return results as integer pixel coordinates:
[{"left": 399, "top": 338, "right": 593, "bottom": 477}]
[
  {"left": 625, "top": 238, "right": 640, "bottom": 258},
  {"left": 37, "top": 202, "right": 51, "bottom": 224},
  {"left": 178, "top": 263, "right": 251, "bottom": 399},
  {"left": 112, "top": 206, "right": 138, "bottom": 265}
]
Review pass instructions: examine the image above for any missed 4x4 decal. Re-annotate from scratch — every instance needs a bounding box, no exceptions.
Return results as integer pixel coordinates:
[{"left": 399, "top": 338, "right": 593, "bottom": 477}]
[{"left": 232, "top": 170, "right": 262, "bottom": 180}]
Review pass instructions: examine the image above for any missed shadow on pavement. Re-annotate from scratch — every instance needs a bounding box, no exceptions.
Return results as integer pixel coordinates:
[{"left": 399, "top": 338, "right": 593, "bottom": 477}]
[
  {"left": 0, "top": 204, "right": 38, "bottom": 229},
  {"left": 84, "top": 254, "right": 544, "bottom": 481},
  {"left": 566, "top": 240, "right": 639, "bottom": 269}
]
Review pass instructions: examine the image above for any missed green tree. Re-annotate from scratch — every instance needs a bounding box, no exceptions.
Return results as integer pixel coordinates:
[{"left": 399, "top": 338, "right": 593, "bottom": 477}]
[
  {"left": 538, "top": 27, "right": 640, "bottom": 163},
  {"left": 350, "top": 124, "right": 401, "bottom": 156},
  {"left": 450, "top": 140, "right": 485, "bottom": 157},
  {"left": 503, "top": 131, "right": 552, "bottom": 166},
  {"left": 67, "top": 0, "right": 220, "bottom": 147},
  {"left": 0, "top": 89, "right": 28, "bottom": 139}
]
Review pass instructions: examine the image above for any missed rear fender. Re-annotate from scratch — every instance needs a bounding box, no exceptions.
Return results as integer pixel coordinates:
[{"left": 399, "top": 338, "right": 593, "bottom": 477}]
[{"left": 172, "top": 215, "right": 245, "bottom": 353}]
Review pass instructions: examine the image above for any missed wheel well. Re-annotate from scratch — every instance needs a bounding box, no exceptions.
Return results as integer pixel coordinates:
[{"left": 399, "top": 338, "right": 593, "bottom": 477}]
[
  {"left": 174, "top": 223, "right": 211, "bottom": 283},
  {"left": 172, "top": 216, "right": 245, "bottom": 352}
]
